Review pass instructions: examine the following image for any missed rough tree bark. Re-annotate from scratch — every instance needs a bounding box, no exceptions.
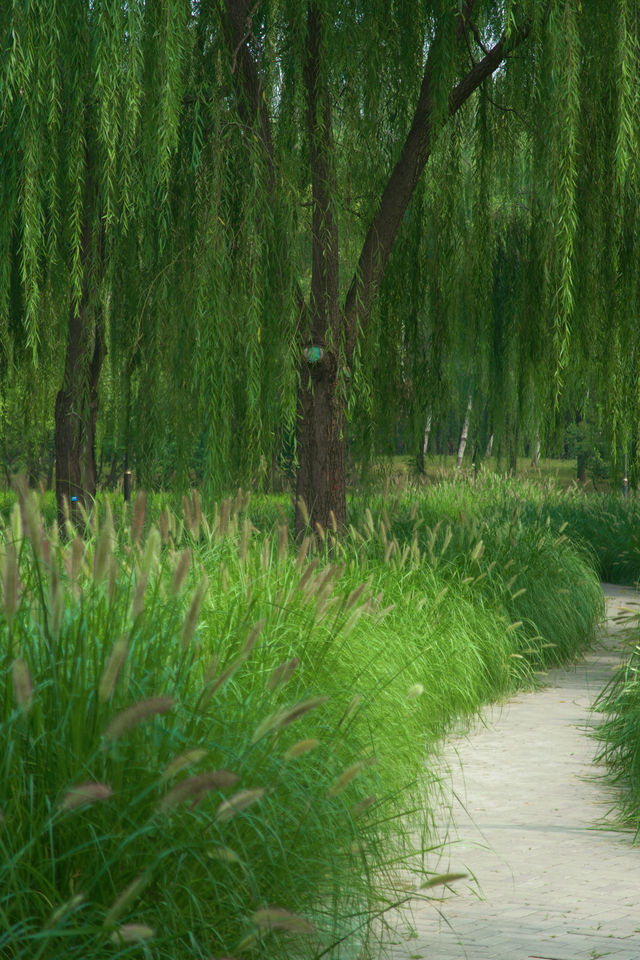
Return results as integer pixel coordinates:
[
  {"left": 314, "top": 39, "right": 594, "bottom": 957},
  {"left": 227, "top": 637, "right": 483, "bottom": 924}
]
[
  {"left": 54, "top": 301, "right": 104, "bottom": 526},
  {"left": 295, "top": 3, "right": 344, "bottom": 533},
  {"left": 54, "top": 140, "right": 105, "bottom": 527}
]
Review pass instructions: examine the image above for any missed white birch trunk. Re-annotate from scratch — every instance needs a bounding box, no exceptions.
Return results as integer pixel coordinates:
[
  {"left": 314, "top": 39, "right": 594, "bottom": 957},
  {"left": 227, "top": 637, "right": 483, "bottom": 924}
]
[
  {"left": 485, "top": 432, "right": 494, "bottom": 458},
  {"left": 531, "top": 433, "right": 541, "bottom": 468}
]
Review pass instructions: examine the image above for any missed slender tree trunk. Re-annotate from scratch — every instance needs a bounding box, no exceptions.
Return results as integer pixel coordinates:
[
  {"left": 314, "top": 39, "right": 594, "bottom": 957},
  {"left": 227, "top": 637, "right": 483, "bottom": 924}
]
[
  {"left": 531, "top": 432, "right": 541, "bottom": 467},
  {"left": 417, "top": 409, "right": 432, "bottom": 474},
  {"left": 485, "top": 432, "right": 494, "bottom": 458},
  {"left": 456, "top": 395, "right": 473, "bottom": 469},
  {"left": 507, "top": 412, "right": 518, "bottom": 474}
]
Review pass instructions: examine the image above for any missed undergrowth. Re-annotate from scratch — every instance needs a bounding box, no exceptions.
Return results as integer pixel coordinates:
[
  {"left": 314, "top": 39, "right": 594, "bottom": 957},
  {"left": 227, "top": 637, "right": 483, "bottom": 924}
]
[
  {"left": 0, "top": 481, "right": 603, "bottom": 958},
  {"left": 593, "top": 628, "right": 640, "bottom": 838}
]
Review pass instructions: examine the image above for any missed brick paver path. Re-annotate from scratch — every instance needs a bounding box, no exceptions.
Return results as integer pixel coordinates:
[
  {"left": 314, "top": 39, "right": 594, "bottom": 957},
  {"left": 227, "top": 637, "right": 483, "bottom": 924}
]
[{"left": 388, "top": 584, "right": 640, "bottom": 960}]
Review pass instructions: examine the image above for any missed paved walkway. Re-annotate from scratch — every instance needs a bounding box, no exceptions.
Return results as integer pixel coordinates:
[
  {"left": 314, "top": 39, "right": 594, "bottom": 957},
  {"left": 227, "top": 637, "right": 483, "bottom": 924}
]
[{"left": 388, "top": 584, "right": 640, "bottom": 960}]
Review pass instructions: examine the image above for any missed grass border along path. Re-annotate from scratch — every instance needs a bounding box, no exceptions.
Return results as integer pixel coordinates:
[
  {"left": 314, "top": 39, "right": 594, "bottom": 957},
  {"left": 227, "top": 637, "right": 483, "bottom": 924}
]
[{"left": 0, "top": 482, "right": 603, "bottom": 960}]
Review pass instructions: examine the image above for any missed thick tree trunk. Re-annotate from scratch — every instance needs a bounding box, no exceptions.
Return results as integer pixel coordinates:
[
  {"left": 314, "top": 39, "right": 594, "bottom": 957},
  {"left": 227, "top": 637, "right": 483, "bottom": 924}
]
[
  {"left": 295, "top": 357, "right": 346, "bottom": 533},
  {"left": 456, "top": 395, "right": 473, "bottom": 469},
  {"left": 55, "top": 299, "right": 104, "bottom": 526},
  {"left": 577, "top": 452, "right": 587, "bottom": 482},
  {"left": 294, "top": 3, "right": 343, "bottom": 536}
]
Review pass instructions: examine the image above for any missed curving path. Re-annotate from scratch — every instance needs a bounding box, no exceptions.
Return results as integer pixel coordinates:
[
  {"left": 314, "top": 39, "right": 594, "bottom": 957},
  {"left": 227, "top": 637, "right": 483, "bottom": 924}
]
[{"left": 389, "top": 584, "right": 640, "bottom": 960}]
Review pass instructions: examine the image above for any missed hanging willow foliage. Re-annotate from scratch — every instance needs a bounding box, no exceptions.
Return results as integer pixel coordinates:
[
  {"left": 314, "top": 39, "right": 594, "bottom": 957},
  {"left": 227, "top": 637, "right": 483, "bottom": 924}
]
[{"left": 1, "top": 1, "right": 640, "bottom": 504}]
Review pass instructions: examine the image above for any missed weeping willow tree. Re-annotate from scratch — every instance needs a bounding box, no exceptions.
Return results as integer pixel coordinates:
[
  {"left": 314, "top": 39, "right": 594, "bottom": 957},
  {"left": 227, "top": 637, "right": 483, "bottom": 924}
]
[
  {"left": 0, "top": 0, "right": 195, "bottom": 519},
  {"left": 2, "top": 1, "right": 640, "bottom": 528}
]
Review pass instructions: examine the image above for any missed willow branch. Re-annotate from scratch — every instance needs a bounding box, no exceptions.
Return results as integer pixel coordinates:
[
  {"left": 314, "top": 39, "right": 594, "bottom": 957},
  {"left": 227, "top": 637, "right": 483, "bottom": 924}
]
[{"left": 342, "top": 15, "right": 534, "bottom": 362}]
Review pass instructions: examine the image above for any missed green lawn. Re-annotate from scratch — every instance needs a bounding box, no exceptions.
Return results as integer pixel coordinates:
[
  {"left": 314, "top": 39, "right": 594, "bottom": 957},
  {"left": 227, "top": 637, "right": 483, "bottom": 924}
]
[{"left": 389, "top": 455, "right": 602, "bottom": 491}]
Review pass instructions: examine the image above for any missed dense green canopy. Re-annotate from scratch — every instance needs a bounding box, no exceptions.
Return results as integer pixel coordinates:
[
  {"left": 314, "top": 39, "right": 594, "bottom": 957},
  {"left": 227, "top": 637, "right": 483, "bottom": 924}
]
[{"left": 1, "top": 1, "right": 639, "bottom": 512}]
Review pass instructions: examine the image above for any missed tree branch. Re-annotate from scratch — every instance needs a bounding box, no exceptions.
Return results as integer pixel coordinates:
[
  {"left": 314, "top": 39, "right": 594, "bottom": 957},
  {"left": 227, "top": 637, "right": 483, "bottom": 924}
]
[
  {"left": 223, "top": 0, "right": 275, "bottom": 175},
  {"left": 304, "top": 2, "right": 340, "bottom": 349},
  {"left": 343, "top": 14, "right": 533, "bottom": 361}
]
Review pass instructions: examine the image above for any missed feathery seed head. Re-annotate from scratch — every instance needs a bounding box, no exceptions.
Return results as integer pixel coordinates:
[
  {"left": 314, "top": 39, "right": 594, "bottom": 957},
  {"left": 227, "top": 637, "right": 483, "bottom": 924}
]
[
  {"left": 251, "top": 696, "right": 328, "bottom": 743},
  {"left": 10, "top": 502, "right": 22, "bottom": 544},
  {"left": 251, "top": 907, "right": 314, "bottom": 936},
  {"left": 130, "top": 566, "right": 150, "bottom": 619},
  {"left": 277, "top": 523, "right": 288, "bottom": 561},
  {"left": 158, "top": 509, "right": 169, "bottom": 544},
  {"left": 242, "top": 618, "right": 265, "bottom": 657},
  {"left": 181, "top": 574, "right": 209, "bottom": 650},
  {"left": 328, "top": 762, "right": 364, "bottom": 796},
  {"left": 12, "top": 657, "right": 32, "bottom": 712},
  {"left": 131, "top": 492, "right": 147, "bottom": 545},
  {"left": 159, "top": 771, "right": 239, "bottom": 809},
  {"left": 296, "top": 497, "right": 309, "bottom": 526},
  {"left": 111, "top": 923, "right": 154, "bottom": 944},
  {"left": 216, "top": 788, "right": 265, "bottom": 822},
  {"left": 99, "top": 637, "right": 129, "bottom": 702},
  {"left": 2, "top": 542, "right": 20, "bottom": 622},
  {"left": 60, "top": 782, "right": 112, "bottom": 811},
  {"left": 296, "top": 535, "right": 310, "bottom": 571},
  {"left": 267, "top": 656, "right": 299, "bottom": 691},
  {"left": 162, "top": 749, "right": 208, "bottom": 779},
  {"left": 419, "top": 872, "right": 468, "bottom": 890},
  {"left": 93, "top": 518, "right": 114, "bottom": 583},
  {"left": 104, "top": 874, "right": 151, "bottom": 927},
  {"left": 104, "top": 696, "right": 176, "bottom": 741},
  {"left": 352, "top": 795, "right": 377, "bottom": 817},
  {"left": 170, "top": 549, "right": 191, "bottom": 595},
  {"left": 283, "top": 738, "right": 319, "bottom": 759},
  {"left": 141, "top": 526, "right": 161, "bottom": 576}
]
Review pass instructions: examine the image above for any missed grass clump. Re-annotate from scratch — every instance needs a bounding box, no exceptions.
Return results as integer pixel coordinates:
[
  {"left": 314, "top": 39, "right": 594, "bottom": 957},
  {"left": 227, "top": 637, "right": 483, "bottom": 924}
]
[
  {"left": 0, "top": 481, "right": 604, "bottom": 958},
  {"left": 593, "top": 634, "right": 640, "bottom": 836},
  {"left": 0, "top": 494, "right": 401, "bottom": 959}
]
